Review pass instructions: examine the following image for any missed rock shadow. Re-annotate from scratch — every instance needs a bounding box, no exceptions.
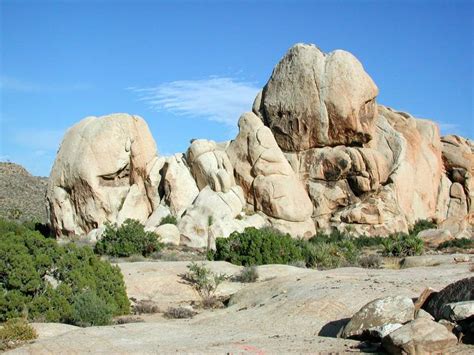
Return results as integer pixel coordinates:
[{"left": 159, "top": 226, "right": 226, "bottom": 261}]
[{"left": 318, "top": 317, "right": 351, "bottom": 337}]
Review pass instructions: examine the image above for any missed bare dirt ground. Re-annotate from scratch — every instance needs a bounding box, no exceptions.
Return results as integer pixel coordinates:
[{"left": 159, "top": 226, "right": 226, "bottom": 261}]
[{"left": 9, "top": 255, "right": 474, "bottom": 354}]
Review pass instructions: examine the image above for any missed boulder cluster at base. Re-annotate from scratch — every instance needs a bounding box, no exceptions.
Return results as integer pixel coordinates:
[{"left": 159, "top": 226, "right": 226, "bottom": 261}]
[{"left": 47, "top": 43, "right": 474, "bottom": 246}]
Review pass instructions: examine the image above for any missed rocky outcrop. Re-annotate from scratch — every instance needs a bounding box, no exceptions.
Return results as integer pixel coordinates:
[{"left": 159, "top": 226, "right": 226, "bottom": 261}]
[
  {"left": 47, "top": 113, "right": 160, "bottom": 237},
  {"left": 255, "top": 43, "right": 378, "bottom": 151},
  {"left": 47, "top": 43, "right": 473, "bottom": 246}
]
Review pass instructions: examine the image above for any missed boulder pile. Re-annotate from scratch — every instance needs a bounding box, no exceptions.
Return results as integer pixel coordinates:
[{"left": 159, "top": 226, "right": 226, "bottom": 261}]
[
  {"left": 47, "top": 43, "right": 474, "bottom": 246},
  {"left": 340, "top": 277, "right": 474, "bottom": 353}
]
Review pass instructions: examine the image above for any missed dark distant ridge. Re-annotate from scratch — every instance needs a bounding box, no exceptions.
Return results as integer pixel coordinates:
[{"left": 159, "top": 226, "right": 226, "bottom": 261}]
[{"left": 0, "top": 162, "right": 48, "bottom": 223}]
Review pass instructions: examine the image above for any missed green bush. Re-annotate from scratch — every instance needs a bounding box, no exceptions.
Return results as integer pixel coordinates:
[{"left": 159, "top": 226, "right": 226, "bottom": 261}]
[
  {"left": 437, "top": 238, "right": 474, "bottom": 250},
  {"left": 410, "top": 219, "right": 437, "bottom": 236},
  {"left": 381, "top": 233, "right": 424, "bottom": 257},
  {"left": 159, "top": 215, "right": 177, "bottom": 226},
  {"left": 0, "top": 218, "right": 130, "bottom": 324},
  {"left": 211, "top": 227, "right": 305, "bottom": 266},
  {"left": 94, "top": 219, "right": 163, "bottom": 257},
  {"left": 306, "top": 232, "right": 360, "bottom": 268},
  {"left": 71, "top": 290, "right": 113, "bottom": 327}
]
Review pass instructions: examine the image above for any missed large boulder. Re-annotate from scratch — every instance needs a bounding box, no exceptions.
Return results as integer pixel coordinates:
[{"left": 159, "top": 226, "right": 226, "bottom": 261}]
[
  {"left": 161, "top": 154, "right": 199, "bottom": 218},
  {"left": 422, "top": 277, "right": 474, "bottom": 320},
  {"left": 341, "top": 296, "right": 415, "bottom": 339},
  {"left": 256, "top": 43, "right": 378, "bottom": 151},
  {"left": 417, "top": 228, "right": 454, "bottom": 248},
  {"left": 47, "top": 113, "right": 160, "bottom": 237},
  {"left": 186, "top": 139, "right": 235, "bottom": 192},
  {"left": 227, "top": 112, "right": 315, "bottom": 237},
  {"left": 178, "top": 186, "right": 246, "bottom": 248},
  {"left": 382, "top": 318, "right": 458, "bottom": 355}
]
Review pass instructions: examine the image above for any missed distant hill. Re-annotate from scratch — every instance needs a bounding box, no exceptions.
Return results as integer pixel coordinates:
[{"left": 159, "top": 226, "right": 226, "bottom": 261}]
[{"left": 0, "top": 162, "right": 48, "bottom": 223}]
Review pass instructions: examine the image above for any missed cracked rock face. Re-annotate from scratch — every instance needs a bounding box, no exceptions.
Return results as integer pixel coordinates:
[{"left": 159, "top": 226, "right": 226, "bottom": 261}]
[
  {"left": 255, "top": 43, "right": 378, "bottom": 151},
  {"left": 47, "top": 113, "right": 159, "bottom": 237}
]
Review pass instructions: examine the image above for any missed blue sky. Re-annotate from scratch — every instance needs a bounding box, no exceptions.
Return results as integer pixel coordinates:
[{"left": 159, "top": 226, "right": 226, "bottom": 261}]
[{"left": 1, "top": 0, "right": 472, "bottom": 177}]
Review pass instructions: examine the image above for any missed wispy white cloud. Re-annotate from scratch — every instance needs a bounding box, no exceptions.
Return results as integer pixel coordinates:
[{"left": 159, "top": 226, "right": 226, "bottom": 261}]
[
  {"left": 128, "top": 76, "right": 260, "bottom": 126},
  {"left": 0, "top": 76, "right": 91, "bottom": 93}
]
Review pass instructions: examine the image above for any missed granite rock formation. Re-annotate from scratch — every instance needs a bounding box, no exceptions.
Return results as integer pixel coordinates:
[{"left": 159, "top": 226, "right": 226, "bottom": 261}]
[{"left": 47, "top": 43, "right": 473, "bottom": 245}]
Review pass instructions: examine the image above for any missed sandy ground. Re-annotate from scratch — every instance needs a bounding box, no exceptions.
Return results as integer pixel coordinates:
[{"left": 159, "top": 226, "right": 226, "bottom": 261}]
[{"left": 9, "top": 255, "right": 474, "bottom": 354}]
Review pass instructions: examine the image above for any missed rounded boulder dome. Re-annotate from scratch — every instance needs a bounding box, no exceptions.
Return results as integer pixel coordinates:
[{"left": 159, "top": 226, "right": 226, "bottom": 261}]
[
  {"left": 47, "top": 113, "right": 160, "bottom": 238},
  {"left": 257, "top": 43, "right": 379, "bottom": 151}
]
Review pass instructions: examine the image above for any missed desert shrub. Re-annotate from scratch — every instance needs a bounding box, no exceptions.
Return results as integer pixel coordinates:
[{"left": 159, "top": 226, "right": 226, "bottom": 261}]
[
  {"left": 159, "top": 215, "right": 177, "bottom": 226},
  {"left": 234, "top": 266, "right": 259, "bottom": 283},
  {"left": 358, "top": 254, "right": 382, "bottom": 269},
  {"left": 133, "top": 300, "right": 160, "bottom": 314},
  {"left": 310, "top": 231, "right": 386, "bottom": 249},
  {"left": 410, "top": 219, "right": 437, "bottom": 236},
  {"left": 303, "top": 233, "right": 360, "bottom": 269},
  {"left": 114, "top": 315, "right": 144, "bottom": 324},
  {"left": 437, "top": 238, "right": 474, "bottom": 250},
  {"left": 126, "top": 254, "right": 147, "bottom": 262},
  {"left": 94, "top": 219, "right": 163, "bottom": 257},
  {"left": 183, "top": 262, "right": 227, "bottom": 308},
  {"left": 0, "top": 318, "right": 37, "bottom": 350},
  {"left": 0, "top": 218, "right": 130, "bottom": 324},
  {"left": 381, "top": 233, "right": 424, "bottom": 257},
  {"left": 164, "top": 306, "right": 196, "bottom": 319},
  {"left": 211, "top": 227, "right": 305, "bottom": 266},
  {"left": 302, "top": 240, "right": 359, "bottom": 269},
  {"left": 71, "top": 290, "right": 113, "bottom": 327}
]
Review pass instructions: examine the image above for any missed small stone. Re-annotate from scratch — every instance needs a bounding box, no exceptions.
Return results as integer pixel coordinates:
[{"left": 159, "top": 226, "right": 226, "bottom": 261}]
[
  {"left": 440, "top": 301, "right": 474, "bottom": 322},
  {"left": 454, "top": 255, "right": 470, "bottom": 263}
]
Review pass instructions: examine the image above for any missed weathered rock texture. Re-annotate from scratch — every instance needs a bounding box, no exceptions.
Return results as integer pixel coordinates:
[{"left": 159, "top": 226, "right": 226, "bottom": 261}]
[
  {"left": 47, "top": 43, "right": 473, "bottom": 246},
  {"left": 48, "top": 113, "right": 160, "bottom": 237}
]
